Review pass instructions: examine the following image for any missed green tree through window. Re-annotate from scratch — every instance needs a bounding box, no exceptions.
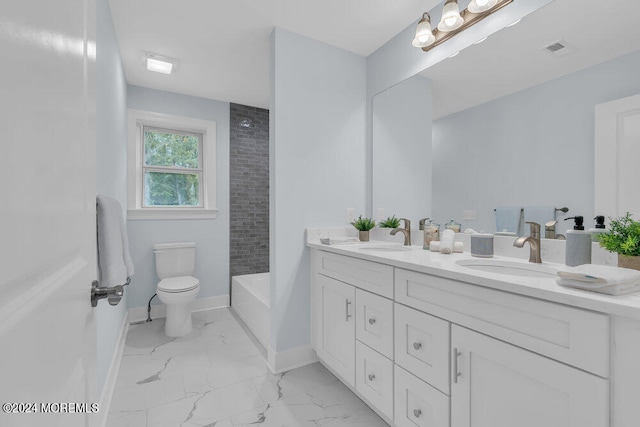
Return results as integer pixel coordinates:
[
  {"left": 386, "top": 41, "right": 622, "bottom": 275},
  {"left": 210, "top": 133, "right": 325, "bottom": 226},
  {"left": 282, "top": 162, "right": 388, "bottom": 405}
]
[{"left": 143, "top": 127, "right": 202, "bottom": 207}]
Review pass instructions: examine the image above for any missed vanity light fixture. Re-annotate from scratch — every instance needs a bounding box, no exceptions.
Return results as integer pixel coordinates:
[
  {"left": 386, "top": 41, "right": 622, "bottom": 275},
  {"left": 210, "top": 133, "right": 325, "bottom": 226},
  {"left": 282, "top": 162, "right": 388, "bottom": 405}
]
[
  {"left": 412, "top": 13, "right": 436, "bottom": 48},
  {"left": 144, "top": 53, "right": 175, "bottom": 75},
  {"left": 413, "top": 0, "right": 513, "bottom": 53}
]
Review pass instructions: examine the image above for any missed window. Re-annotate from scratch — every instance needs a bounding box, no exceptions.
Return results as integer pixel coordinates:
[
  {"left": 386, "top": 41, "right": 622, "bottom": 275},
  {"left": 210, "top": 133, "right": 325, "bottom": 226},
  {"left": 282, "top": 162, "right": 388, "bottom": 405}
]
[{"left": 127, "top": 110, "right": 217, "bottom": 219}]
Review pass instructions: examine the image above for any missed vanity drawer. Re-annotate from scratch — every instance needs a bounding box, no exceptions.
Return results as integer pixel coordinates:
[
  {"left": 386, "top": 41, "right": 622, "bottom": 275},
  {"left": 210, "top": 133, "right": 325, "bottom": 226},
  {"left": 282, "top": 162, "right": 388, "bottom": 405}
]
[
  {"left": 317, "top": 251, "right": 393, "bottom": 298},
  {"left": 394, "top": 364, "right": 449, "bottom": 427},
  {"left": 395, "top": 268, "right": 610, "bottom": 377},
  {"left": 356, "top": 341, "right": 393, "bottom": 421},
  {"left": 394, "top": 303, "right": 450, "bottom": 394},
  {"left": 356, "top": 289, "right": 393, "bottom": 358}
]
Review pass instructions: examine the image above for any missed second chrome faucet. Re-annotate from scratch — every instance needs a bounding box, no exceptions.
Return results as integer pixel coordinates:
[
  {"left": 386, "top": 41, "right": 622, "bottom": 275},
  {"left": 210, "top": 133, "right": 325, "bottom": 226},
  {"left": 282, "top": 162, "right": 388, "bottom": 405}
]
[
  {"left": 391, "top": 218, "right": 412, "bottom": 246},
  {"left": 514, "top": 222, "right": 542, "bottom": 263}
]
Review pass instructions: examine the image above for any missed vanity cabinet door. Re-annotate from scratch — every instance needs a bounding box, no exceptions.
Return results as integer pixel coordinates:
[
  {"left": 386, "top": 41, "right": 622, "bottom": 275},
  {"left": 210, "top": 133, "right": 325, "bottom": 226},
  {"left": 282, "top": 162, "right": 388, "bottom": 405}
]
[
  {"left": 314, "top": 274, "right": 356, "bottom": 387},
  {"left": 451, "top": 325, "right": 608, "bottom": 427}
]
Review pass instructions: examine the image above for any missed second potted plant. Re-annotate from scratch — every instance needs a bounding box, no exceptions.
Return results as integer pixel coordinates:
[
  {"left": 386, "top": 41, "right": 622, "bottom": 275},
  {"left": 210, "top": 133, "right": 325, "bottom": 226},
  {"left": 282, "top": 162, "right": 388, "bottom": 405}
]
[
  {"left": 351, "top": 215, "right": 376, "bottom": 242},
  {"left": 596, "top": 212, "right": 640, "bottom": 270}
]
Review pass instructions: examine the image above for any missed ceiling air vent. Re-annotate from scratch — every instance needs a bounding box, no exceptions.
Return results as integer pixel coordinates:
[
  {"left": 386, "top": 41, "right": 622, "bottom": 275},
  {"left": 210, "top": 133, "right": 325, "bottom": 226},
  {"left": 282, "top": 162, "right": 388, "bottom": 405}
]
[{"left": 542, "top": 39, "right": 577, "bottom": 57}]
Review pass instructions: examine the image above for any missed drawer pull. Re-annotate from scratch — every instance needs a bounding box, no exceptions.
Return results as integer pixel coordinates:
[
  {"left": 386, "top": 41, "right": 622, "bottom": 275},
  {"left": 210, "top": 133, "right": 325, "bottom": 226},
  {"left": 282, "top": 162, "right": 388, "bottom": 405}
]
[
  {"left": 413, "top": 409, "right": 422, "bottom": 418},
  {"left": 413, "top": 342, "right": 422, "bottom": 350},
  {"left": 368, "top": 317, "right": 376, "bottom": 325},
  {"left": 454, "top": 348, "right": 462, "bottom": 383},
  {"left": 345, "top": 299, "right": 352, "bottom": 321},
  {"left": 368, "top": 373, "right": 376, "bottom": 381}
]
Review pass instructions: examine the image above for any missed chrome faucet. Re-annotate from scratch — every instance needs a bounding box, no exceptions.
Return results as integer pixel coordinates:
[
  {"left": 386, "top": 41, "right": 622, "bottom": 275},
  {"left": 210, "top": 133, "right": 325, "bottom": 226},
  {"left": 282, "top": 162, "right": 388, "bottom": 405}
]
[
  {"left": 418, "top": 218, "right": 430, "bottom": 230},
  {"left": 513, "top": 222, "right": 542, "bottom": 263},
  {"left": 399, "top": 218, "right": 411, "bottom": 245},
  {"left": 390, "top": 228, "right": 411, "bottom": 246}
]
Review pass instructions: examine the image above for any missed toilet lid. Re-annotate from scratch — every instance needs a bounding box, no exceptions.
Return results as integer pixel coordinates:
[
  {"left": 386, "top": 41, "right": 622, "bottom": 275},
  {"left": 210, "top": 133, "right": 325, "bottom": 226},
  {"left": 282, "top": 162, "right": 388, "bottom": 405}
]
[{"left": 158, "top": 276, "right": 200, "bottom": 293}]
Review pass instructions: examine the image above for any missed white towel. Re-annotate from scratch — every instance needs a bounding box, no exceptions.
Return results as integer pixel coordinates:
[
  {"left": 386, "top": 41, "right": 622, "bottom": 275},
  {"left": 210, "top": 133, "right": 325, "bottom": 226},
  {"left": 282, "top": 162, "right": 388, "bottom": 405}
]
[
  {"left": 523, "top": 206, "right": 555, "bottom": 236},
  {"left": 495, "top": 207, "right": 521, "bottom": 234},
  {"left": 97, "top": 195, "right": 134, "bottom": 288},
  {"left": 556, "top": 264, "right": 640, "bottom": 295}
]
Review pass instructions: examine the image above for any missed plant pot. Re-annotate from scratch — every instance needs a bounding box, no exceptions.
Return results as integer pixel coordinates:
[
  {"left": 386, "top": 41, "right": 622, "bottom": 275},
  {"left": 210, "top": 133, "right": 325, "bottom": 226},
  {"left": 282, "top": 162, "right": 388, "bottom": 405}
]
[
  {"left": 618, "top": 254, "right": 640, "bottom": 271},
  {"left": 359, "top": 230, "right": 370, "bottom": 242}
]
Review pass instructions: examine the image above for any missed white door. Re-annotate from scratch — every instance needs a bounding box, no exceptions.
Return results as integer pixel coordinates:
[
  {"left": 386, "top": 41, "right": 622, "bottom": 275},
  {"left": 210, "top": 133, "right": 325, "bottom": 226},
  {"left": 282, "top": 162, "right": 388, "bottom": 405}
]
[
  {"left": 595, "top": 92, "right": 640, "bottom": 220},
  {"left": 0, "top": 1, "right": 98, "bottom": 426},
  {"left": 450, "top": 326, "right": 608, "bottom": 427},
  {"left": 316, "top": 274, "right": 356, "bottom": 386}
]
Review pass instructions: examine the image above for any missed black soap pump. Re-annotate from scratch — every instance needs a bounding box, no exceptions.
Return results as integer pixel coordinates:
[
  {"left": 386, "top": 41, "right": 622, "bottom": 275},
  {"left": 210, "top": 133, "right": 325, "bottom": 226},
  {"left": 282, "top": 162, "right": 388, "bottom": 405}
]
[
  {"left": 589, "top": 215, "right": 607, "bottom": 241},
  {"left": 564, "top": 216, "right": 591, "bottom": 266}
]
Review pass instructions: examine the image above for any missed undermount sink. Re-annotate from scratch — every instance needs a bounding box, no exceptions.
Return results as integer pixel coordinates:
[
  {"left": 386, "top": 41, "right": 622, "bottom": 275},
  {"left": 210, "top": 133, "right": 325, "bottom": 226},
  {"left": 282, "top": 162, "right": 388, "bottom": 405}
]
[
  {"left": 359, "top": 244, "right": 413, "bottom": 252},
  {"left": 456, "top": 259, "right": 559, "bottom": 278}
]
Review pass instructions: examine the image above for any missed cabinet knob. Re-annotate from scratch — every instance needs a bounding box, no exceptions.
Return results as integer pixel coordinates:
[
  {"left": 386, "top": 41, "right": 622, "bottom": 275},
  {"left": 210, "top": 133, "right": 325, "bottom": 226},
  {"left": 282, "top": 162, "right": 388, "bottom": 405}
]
[
  {"left": 413, "top": 409, "right": 422, "bottom": 418},
  {"left": 368, "top": 373, "right": 375, "bottom": 381},
  {"left": 413, "top": 342, "right": 422, "bottom": 350},
  {"left": 368, "top": 317, "right": 376, "bottom": 325}
]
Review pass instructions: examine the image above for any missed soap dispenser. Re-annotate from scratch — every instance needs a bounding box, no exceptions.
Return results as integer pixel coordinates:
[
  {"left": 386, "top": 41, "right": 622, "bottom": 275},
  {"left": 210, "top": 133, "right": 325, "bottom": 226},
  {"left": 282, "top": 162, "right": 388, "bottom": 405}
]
[
  {"left": 564, "top": 216, "right": 591, "bottom": 267},
  {"left": 589, "top": 215, "right": 607, "bottom": 242}
]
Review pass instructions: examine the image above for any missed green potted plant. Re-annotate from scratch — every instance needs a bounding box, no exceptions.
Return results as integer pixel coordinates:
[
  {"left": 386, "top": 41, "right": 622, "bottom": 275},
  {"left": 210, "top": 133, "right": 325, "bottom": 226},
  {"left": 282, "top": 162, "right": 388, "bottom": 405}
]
[
  {"left": 351, "top": 215, "right": 376, "bottom": 242},
  {"left": 596, "top": 212, "right": 640, "bottom": 270},
  {"left": 378, "top": 215, "right": 401, "bottom": 228}
]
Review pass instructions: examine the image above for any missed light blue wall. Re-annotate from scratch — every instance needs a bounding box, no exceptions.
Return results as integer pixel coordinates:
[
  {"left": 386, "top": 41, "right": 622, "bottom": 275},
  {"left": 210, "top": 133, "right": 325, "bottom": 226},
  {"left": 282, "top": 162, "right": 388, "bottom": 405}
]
[
  {"left": 432, "top": 49, "right": 640, "bottom": 233},
  {"left": 96, "top": 0, "right": 128, "bottom": 396},
  {"left": 372, "top": 75, "right": 432, "bottom": 222},
  {"left": 270, "top": 28, "right": 366, "bottom": 352},
  {"left": 126, "top": 86, "right": 230, "bottom": 309}
]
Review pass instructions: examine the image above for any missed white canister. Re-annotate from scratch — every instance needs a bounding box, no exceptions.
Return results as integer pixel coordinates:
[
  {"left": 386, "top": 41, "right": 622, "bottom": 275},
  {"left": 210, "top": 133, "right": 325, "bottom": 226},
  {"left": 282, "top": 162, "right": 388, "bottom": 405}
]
[
  {"left": 440, "top": 229, "right": 456, "bottom": 254},
  {"left": 470, "top": 234, "right": 494, "bottom": 258}
]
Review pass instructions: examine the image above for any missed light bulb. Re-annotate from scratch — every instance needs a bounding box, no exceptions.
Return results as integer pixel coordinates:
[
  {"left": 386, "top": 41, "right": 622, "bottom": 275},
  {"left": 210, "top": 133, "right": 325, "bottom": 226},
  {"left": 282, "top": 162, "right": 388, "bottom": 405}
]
[
  {"left": 476, "top": 0, "right": 489, "bottom": 6},
  {"left": 468, "top": 0, "right": 498, "bottom": 13},
  {"left": 412, "top": 13, "right": 435, "bottom": 48},
  {"left": 438, "top": 0, "right": 464, "bottom": 32}
]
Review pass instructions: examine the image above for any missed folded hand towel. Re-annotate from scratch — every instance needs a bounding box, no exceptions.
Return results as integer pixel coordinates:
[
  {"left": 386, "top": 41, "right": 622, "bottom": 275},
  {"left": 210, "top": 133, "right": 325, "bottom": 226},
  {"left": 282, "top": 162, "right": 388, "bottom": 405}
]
[
  {"left": 557, "top": 264, "right": 640, "bottom": 286},
  {"left": 495, "top": 207, "right": 521, "bottom": 234},
  {"left": 556, "top": 264, "right": 640, "bottom": 295},
  {"left": 524, "top": 206, "right": 555, "bottom": 236},
  {"left": 97, "top": 195, "right": 134, "bottom": 288}
]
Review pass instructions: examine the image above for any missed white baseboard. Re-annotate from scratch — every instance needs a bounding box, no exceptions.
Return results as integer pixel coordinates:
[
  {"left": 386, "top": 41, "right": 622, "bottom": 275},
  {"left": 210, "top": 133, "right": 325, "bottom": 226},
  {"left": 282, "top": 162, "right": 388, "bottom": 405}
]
[
  {"left": 97, "top": 314, "right": 129, "bottom": 427},
  {"left": 267, "top": 345, "right": 318, "bottom": 374},
  {"left": 127, "top": 294, "right": 230, "bottom": 324}
]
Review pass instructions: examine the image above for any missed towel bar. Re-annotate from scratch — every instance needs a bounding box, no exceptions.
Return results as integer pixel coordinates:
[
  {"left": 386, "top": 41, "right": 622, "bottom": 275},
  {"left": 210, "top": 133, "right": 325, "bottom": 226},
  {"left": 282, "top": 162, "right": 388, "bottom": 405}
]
[
  {"left": 90, "top": 276, "right": 131, "bottom": 307},
  {"left": 493, "top": 207, "right": 569, "bottom": 213}
]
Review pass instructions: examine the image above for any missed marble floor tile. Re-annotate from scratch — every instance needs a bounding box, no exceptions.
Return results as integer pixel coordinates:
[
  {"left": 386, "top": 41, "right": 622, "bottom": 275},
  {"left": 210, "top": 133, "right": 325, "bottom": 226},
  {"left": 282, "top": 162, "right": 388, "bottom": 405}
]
[{"left": 107, "top": 308, "right": 388, "bottom": 426}]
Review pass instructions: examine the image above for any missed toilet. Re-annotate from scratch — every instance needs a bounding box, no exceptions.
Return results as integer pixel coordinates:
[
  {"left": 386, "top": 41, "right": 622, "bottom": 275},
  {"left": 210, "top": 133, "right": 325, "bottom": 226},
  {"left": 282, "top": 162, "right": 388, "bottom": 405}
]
[{"left": 153, "top": 242, "right": 200, "bottom": 337}]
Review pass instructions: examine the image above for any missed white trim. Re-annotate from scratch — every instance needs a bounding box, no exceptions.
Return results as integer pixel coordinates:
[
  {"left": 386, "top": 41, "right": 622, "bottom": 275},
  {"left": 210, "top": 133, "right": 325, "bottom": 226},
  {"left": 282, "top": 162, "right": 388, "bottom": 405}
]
[
  {"left": 127, "top": 208, "right": 218, "bottom": 221},
  {"left": 127, "top": 109, "right": 217, "bottom": 220},
  {"left": 267, "top": 345, "right": 318, "bottom": 374},
  {"left": 97, "top": 314, "right": 129, "bottom": 427},
  {"left": 127, "top": 294, "right": 230, "bottom": 324}
]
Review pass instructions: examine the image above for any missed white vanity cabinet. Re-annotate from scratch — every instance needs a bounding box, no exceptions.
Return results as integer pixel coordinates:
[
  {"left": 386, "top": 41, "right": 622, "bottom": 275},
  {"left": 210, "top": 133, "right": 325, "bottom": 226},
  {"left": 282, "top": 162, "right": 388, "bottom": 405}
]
[
  {"left": 310, "top": 248, "right": 616, "bottom": 427},
  {"left": 312, "top": 273, "right": 356, "bottom": 386},
  {"left": 450, "top": 325, "right": 608, "bottom": 427},
  {"left": 311, "top": 249, "right": 395, "bottom": 419}
]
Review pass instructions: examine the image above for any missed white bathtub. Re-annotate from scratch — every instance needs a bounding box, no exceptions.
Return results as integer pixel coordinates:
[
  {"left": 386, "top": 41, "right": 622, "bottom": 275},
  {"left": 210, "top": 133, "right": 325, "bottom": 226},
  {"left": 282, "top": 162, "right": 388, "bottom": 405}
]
[{"left": 231, "top": 272, "right": 270, "bottom": 349}]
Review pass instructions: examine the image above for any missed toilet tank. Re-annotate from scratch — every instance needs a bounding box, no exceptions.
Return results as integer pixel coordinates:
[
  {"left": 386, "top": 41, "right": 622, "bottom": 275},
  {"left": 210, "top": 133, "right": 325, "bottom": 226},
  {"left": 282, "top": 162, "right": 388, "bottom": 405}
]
[{"left": 153, "top": 242, "right": 196, "bottom": 280}]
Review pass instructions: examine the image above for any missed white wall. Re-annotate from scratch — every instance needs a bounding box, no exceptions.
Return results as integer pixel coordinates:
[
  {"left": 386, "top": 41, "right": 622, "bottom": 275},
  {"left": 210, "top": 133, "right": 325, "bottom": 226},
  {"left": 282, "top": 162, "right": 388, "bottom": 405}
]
[
  {"left": 126, "top": 86, "right": 230, "bottom": 309},
  {"left": 432, "top": 49, "right": 640, "bottom": 233},
  {"left": 372, "top": 75, "right": 432, "bottom": 223},
  {"left": 96, "top": 0, "right": 128, "bottom": 395},
  {"left": 270, "top": 28, "right": 366, "bottom": 352}
]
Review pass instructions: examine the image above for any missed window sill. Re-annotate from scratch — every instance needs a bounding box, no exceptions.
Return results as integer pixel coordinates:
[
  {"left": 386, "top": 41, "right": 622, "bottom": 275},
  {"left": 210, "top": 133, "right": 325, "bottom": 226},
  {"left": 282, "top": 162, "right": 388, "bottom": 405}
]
[{"left": 127, "top": 208, "right": 218, "bottom": 221}]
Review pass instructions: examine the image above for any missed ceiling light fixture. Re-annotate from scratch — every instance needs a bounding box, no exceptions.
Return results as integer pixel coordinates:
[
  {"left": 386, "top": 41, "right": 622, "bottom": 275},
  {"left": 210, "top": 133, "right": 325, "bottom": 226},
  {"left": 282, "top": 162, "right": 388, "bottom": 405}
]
[
  {"left": 413, "top": 0, "right": 513, "bottom": 53},
  {"left": 144, "top": 53, "right": 175, "bottom": 74},
  {"left": 412, "top": 13, "right": 436, "bottom": 48}
]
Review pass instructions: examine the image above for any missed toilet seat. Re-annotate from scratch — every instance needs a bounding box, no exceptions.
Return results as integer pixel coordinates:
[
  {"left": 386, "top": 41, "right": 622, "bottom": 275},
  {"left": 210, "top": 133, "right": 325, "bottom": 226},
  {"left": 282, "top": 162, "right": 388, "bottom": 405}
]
[{"left": 157, "top": 276, "right": 200, "bottom": 293}]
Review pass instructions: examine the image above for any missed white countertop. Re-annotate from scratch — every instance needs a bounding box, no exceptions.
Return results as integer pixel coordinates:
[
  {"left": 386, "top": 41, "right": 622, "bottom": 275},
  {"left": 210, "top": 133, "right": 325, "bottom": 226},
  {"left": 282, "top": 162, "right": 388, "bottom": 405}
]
[{"left": 308, "top": 239, "right": 640, "bottom": 320}]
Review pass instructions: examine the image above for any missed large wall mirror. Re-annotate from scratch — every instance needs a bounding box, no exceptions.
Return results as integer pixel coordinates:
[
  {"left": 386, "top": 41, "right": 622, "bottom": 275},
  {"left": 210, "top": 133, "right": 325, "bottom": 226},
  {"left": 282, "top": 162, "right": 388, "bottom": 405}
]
[{"left": 372, "top": 0, "right": 640, "bottom": 236}]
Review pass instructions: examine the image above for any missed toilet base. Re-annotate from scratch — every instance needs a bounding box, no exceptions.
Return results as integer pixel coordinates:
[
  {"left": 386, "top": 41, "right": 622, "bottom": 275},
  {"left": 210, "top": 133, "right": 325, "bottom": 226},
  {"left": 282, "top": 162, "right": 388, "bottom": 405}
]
[
  {"left": 156, "top": 286, "right": 200, "bottom": 338},
  {"left": 164, "top": 304, "right": 193, "bottom": 337}
]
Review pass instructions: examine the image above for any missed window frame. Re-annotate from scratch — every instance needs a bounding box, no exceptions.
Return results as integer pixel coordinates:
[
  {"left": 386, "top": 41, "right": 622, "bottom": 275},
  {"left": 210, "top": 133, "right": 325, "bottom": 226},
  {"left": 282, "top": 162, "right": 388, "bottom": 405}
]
[{"left": 127, "top": 109, "right": 217, "bottom": 220}]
